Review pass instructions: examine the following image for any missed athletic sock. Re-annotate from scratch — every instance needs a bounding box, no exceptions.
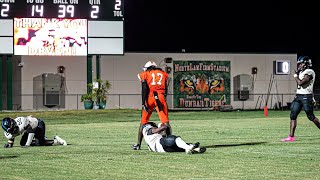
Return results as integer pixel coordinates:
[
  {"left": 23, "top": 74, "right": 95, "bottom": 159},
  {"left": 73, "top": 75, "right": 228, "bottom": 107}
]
[{"left": 175, "top": 137, "right": 193, "bottom": 150}]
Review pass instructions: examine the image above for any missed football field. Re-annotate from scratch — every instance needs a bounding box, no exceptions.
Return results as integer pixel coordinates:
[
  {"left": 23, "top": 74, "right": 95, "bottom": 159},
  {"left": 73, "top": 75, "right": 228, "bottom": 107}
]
[{"left": 1, "top": 109, "right": 320, "bottom": 179}]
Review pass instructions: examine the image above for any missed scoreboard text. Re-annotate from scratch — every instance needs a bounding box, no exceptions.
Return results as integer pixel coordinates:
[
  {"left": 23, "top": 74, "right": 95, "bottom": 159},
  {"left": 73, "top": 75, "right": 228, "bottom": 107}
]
[{"left": 0, "top": 0, "right": 124, "bottom": 20}]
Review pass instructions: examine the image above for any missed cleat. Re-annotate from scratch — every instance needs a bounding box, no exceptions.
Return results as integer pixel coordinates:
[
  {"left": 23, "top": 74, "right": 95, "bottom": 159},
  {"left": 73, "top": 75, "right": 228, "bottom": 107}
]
[
  {"left": 281, "top": 135, "right": 295, "bottom": 142},
  {"left": 193, "top": 147, "right": 207, "bottom": 153},
  {"left": 132, "top": 144, "right": 141, "bottom": 150},
  {"left": 185, "top": 142, "right": 200, "bottom": 154},
  {"left": 54, "top": 136, "right": 67, "bottom": 146},
  {"left": 193, "top": 142, "right": 200, "bottom": 148}
]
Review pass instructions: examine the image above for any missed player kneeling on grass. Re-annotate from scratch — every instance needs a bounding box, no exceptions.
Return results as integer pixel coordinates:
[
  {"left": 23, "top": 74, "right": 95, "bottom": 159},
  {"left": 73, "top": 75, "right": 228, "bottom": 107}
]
[
  {"left": 142, "top": 122, "right": 206, "bottom": 154},
  {"left": 1, "top": 116, "right": 67, "bottom": 148}
]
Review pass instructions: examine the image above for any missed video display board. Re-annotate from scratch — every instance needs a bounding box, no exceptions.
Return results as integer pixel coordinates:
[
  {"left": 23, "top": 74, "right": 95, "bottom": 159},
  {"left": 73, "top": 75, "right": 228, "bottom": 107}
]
[{"left": 14, "top": 18, "right": 87, "bottom": 56}]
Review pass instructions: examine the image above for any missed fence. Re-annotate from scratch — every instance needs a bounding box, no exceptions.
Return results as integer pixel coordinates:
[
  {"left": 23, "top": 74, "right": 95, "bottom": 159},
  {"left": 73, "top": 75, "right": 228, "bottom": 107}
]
[{"left": 3, "top": 93, "right": 319, "bottom": 111}]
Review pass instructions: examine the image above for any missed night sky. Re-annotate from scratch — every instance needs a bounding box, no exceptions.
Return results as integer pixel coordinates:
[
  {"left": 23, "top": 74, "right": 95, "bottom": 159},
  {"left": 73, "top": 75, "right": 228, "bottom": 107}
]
[
  {"left": 124, "top": 1, "right": 320, "bottom": 91},
  {"left": 124, "top": 1, "right": 319, "bottom": 56}
]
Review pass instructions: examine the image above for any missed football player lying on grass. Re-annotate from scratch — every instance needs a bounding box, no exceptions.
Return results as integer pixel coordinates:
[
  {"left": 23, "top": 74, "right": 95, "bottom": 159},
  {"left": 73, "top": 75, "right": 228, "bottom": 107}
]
[
  {"left": 142, "top": 122, "right": 206, "bottom": 154},
  {"left": 1, "top": 116, "right": 67, "bottom": 148}
]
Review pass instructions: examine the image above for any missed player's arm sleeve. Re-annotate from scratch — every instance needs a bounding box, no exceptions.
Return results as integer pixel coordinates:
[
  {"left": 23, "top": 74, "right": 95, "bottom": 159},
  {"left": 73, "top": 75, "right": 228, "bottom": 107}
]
[
  {"left": 151, "top": 125, "right": 168, "bottom": 134},
  {"left": 25, "top": 133, "right": 35, "bottom": 146},
  {"left": 141, "top": 80, "right": 149, "bottom": 105},
  {"left": 306, "top": 74, "right": 313, "bottom": 80},
  {"left": 304, "top": 70, "right": 314, "bottom": 80},
  {"left": 297, "top": 75, "right": 312, "bottom": 86},
  {"left": 4, "top": 132, "right": 15, "bottom": 144}
]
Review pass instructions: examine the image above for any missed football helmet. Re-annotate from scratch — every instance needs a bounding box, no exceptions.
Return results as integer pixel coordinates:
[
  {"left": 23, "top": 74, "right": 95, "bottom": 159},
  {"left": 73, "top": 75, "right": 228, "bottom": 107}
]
[
  {"left": 297, "top": 56, "right": 312, "bottom": 71},
  {"left": 145, "top": 122, "right": 157, "bottom": 128},
  {"left": 143, "top": 61, "right": 157, "bottom": 71},
  {"left": 1, "top": 117, "right": 18, "bottom": 134}
]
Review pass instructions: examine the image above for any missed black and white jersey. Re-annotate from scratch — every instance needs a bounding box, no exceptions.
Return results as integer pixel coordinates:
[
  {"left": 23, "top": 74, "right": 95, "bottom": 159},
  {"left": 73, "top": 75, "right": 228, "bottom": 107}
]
[
  {"left": 4, "top": 116, "right": 38, "bottom": 140},
  {"left": 142, "top": 124, "right": 165, "bottom": 152},
  {"left": 296, "top": 68, "right": 315, "bottom": 94}
]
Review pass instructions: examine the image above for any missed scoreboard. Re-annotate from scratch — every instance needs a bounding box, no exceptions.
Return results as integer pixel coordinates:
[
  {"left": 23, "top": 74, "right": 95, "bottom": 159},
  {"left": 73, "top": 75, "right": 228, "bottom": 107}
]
[
  {"left": 0, "top": 0, "right": 124, "bottom": 56},
  {"left": 0, "top": 0, "right": 123, "bottom": 20}
]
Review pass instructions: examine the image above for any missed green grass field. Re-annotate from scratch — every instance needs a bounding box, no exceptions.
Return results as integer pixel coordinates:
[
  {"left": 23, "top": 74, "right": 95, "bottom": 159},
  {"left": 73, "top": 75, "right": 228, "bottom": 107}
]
[{"left": 1, "top": 109, "right": 320, "bottom": 180}]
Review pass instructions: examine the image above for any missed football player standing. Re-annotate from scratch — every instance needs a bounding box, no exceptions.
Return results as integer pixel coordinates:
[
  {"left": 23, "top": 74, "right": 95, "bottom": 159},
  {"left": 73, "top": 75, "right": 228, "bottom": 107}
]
[
  {"left": 282, "top": 56, "right": 320, "bottom": 142},
  {"left": 132, "top": 61, "right": 172, "bottom": 150}
]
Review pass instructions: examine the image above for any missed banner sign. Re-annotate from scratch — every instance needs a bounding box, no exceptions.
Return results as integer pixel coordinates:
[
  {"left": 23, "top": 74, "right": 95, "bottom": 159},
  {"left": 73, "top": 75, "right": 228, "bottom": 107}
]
[{"left": 173, "top": 60, "right": 231, "bottom": 109}]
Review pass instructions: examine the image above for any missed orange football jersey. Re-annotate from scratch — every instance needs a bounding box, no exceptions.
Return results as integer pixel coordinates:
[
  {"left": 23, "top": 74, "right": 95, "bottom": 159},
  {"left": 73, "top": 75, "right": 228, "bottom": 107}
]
[{"left": 138, "top": 69, "right": 168, "bottom": 94}]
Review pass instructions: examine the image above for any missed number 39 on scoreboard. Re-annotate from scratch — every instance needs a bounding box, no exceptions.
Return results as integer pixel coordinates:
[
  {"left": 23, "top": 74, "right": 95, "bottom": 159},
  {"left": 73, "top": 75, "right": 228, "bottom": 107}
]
[{"left": 0, "top": 0, "right": 124, "bottom": 20}]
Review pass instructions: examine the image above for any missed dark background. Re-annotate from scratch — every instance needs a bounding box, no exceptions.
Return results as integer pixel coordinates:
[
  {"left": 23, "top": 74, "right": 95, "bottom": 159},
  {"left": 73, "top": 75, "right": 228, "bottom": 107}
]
[{"left": 124, "top": 1, "right": 320, "bottom": 91}]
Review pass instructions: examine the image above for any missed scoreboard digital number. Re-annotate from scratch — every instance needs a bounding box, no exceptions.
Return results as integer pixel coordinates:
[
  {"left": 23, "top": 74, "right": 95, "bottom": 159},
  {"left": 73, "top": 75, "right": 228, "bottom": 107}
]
[
  {"left": 0, "top": 0, "right": 124, "bottom": 55},
  {"left": 0, "top": 0, "right": 124, "bottom": 20},
  {"left": 274, "top": 60, "right": 291, "bottom": 75}
]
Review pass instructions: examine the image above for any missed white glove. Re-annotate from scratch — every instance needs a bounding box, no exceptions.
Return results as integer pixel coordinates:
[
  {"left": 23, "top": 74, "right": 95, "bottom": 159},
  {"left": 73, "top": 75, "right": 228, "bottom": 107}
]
[{"left": 292, "top": 70, "right": 298, "bottom": 78}]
